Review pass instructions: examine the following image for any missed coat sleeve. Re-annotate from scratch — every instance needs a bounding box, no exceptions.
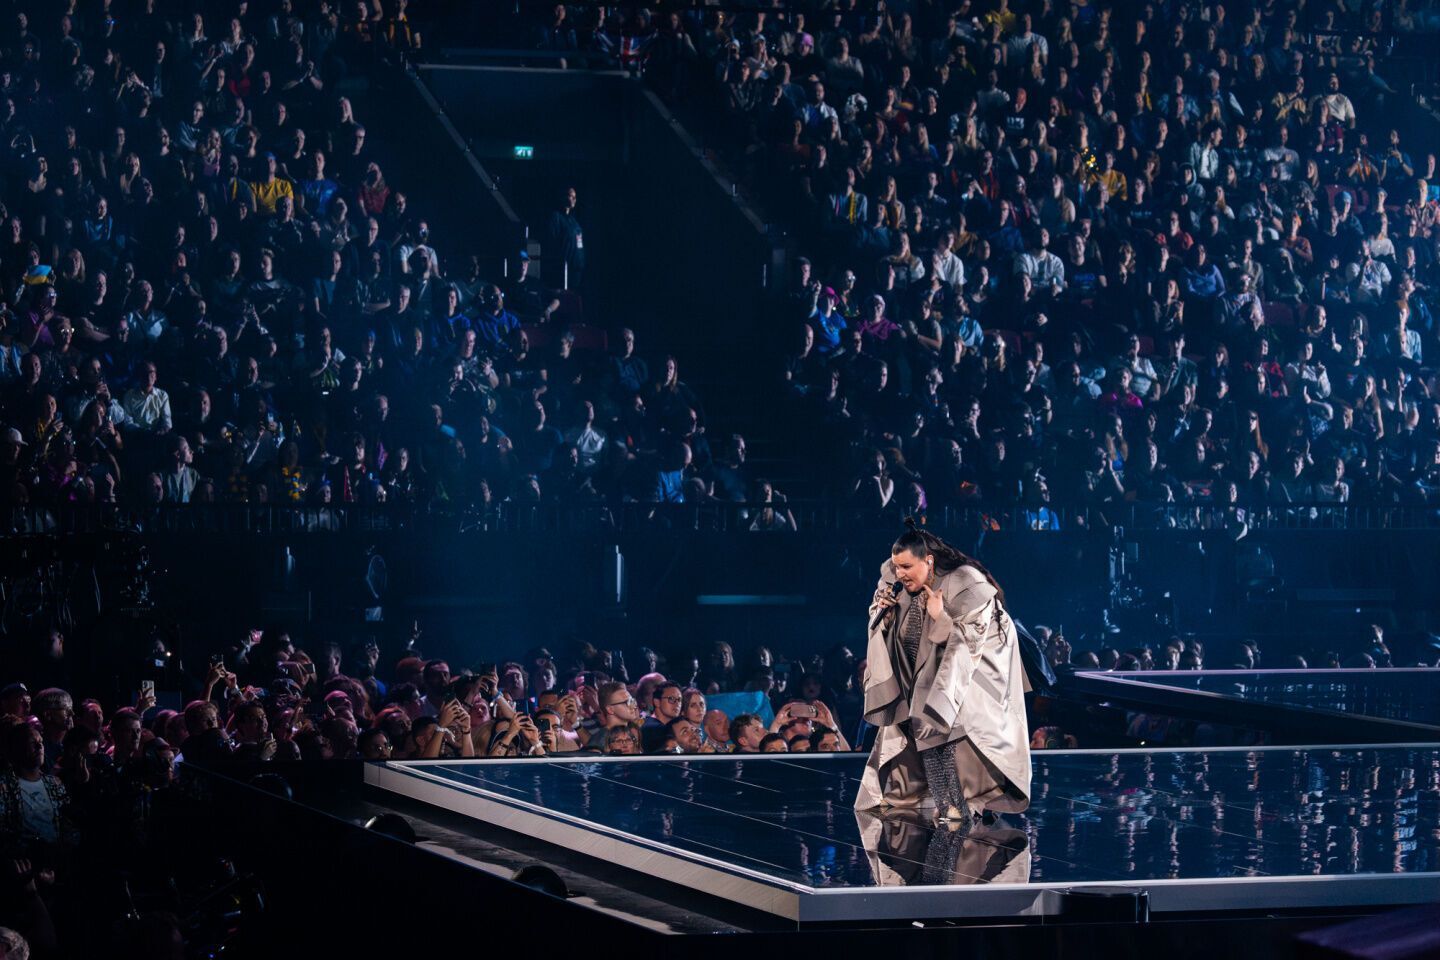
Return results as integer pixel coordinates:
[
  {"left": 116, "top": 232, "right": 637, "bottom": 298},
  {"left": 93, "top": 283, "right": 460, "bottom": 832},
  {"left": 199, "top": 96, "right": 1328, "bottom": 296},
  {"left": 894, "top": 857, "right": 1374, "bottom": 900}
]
[
  {"left": 862, "top": 559, "right": 905, "bottom": 724},
  {"left": 868, "top": 559, "right": 898, "bottom": 624},
  {"left": 917, "top": 569, "right": 1001, "bottom": 733},
  {"left": 925, "top": 567, "right": 997, "bottom": 648}
]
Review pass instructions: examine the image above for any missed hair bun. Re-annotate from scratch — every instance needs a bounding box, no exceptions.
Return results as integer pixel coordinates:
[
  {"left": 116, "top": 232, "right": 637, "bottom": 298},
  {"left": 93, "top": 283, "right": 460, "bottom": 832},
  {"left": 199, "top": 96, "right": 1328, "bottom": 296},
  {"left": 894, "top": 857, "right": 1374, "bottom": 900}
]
[{"left": 903, "top": 516, "right": 919, "bottom": 532}]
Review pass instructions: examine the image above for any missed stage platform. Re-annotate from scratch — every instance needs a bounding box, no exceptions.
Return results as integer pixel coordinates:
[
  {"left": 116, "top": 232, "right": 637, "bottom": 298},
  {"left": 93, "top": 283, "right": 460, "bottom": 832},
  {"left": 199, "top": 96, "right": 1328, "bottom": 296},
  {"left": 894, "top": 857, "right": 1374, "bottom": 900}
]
[
  {"left": 1092, "top": 668, "right": 1440, "bottom": 729},
  {"left": 1065, "top": 668, "right": 1440, "bottom": 744},
  {"left": 365, "top": 744, "right": 1440, "bottom": 924}
]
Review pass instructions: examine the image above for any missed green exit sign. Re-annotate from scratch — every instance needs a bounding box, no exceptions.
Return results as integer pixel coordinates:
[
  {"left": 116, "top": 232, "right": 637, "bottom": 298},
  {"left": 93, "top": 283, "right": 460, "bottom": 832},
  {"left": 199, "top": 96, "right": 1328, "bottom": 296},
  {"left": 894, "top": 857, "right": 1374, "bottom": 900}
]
[{"left": 513, "top": 145, "right": 535, "bottom": 159}]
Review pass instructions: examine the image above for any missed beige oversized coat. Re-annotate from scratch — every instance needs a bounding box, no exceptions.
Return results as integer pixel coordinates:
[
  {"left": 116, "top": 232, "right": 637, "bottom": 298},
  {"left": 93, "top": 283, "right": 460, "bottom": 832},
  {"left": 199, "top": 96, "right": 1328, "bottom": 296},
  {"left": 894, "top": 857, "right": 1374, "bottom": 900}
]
[{"left": 853, "top": 559, "right": 1033, "bottom": 812}]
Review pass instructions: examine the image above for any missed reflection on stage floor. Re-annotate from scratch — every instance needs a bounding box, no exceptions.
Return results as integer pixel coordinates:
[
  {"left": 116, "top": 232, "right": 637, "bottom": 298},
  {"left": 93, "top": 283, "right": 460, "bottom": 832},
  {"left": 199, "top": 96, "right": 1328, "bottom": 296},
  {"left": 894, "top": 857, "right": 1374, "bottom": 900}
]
[{"left": 365, "top": 745, "right": 1440, "bottom": 922}]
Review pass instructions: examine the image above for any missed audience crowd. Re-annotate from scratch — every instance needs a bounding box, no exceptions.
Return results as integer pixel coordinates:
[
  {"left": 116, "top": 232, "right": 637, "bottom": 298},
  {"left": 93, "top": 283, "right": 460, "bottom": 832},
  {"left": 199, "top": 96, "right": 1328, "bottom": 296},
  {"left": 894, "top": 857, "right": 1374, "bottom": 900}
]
[
  {"left": 0, "top": 624, "right": 874, "bottom": 951},
  {"left": 524, "top": 0, "right": 1440, "bottom": 515},
  {"left": 0, "top": 0, "right": 756, "bottom": 522},
  {"left": 1039, "top": 618, "right": 1434, "bottom": 671},
  {"left": 5, "top": 0, "right": 1439, "bottom": 524},
  {"left": 4, "top": 0, "right": 1440, "bottom": 953},
  {"left": 3, "top": 611, "right": 1434, "bottom": 952}
]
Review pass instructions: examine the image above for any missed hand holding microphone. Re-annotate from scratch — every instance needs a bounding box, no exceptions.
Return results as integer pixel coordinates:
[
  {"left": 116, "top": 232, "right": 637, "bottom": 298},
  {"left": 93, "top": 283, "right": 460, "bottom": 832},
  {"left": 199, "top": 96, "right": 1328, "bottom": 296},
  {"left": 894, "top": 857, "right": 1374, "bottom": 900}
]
[{"left": 869, "top": 581, "right": 904, "bottom": 632}]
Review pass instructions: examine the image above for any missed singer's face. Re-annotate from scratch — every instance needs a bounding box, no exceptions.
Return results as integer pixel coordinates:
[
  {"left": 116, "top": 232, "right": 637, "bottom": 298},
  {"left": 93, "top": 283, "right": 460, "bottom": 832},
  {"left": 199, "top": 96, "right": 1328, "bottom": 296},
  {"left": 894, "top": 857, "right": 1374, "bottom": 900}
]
[{"left": 892, "top": 549, "right": 933, "bottom": 593}]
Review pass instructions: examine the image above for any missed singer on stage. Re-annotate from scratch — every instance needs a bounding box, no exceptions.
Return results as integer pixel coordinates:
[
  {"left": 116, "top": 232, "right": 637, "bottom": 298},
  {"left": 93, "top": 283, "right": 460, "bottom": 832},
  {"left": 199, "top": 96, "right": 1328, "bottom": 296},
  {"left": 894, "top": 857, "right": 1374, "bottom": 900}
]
[{"left": 854, "top": 522, "right": 1032, "bottom": 824}]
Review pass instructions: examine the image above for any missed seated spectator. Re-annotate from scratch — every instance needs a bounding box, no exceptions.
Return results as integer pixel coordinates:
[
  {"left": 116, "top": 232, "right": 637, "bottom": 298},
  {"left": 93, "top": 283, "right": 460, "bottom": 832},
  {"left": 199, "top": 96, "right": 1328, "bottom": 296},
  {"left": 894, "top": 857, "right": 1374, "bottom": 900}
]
[{"left": 122, "top": 363, "right": 173, "bottom": 434}]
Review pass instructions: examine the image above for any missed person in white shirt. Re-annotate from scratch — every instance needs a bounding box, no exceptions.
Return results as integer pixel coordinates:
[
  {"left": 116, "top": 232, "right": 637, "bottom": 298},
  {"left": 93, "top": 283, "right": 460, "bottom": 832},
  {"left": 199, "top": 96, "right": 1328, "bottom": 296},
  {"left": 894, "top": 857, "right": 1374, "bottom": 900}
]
[
  {"left": 124, "top": 280, "right": 169, "bottom": 343},
  {"left": 802, "top": 80, "right": 838, "bottom": 131},
  {"left": 64, "top": 360, "right": 131, "bottom": 429},
  {"left": 1283, "top": 339, "right": 1332, "bottom": 400},
  {"left": 931, "top": 230, "right": 966, "bottom": 289},
  {"left": 0, "top": 325, "right": 23, "bottom": 382},
  {"left": 395, "top": 221, "right": 440, "bottom": 277},
  {"left": 563, "top": 400, "right": 608, "bottom": 476},
  {"left": 1189, "top": 123, "right": 1223, "bottom": 181},
  {"left": 1366, "top": 213, "right": 1396, "bottom": 260},
  {"left": 1113, "top": 334, "right": 1160, "bottom": 398},
  {"left": 1347, "top": 242, "right": 1392, "bottom": 304},
  {"left": 1261, "top": 126, "right": 1300, "bottom": 181},
  {"left": 1005, "top": 13, "right": 1048, "bottom": 64},
  {"left": 823, "top": 37, "right": 865, "bottom": 94},
  {"left": 163, "top": 435, "right": 199, "bottom": 503},
  {"left": 123, "top": 361, "right": 173, "bottom": 433},
  {"left": 1316, "top": 72, "right": 1356, "bottom": 127},
  {"left": 2, "top": 722, "right": 68, "bottom": 847},
  {"left": 1014, "top": 228, "right": 1065, "bottom": 294},
  {"left": 1378, "top": 304, "right": 1423, "bottom": 364}
]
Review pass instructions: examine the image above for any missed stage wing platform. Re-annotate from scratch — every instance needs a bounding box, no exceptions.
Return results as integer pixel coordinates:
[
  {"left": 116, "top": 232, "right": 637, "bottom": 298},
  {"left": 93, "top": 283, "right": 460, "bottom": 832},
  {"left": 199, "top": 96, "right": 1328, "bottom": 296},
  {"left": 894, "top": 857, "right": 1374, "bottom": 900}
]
[
  {"left": 1089, "top": 668, "right": 1440, "bottom": 729},
  {"left": 365, "top": 745, "right": 1440, "bottom": 924},
  {"left": 1062, "top": 669, "right": 1440, "bottom": 745}
]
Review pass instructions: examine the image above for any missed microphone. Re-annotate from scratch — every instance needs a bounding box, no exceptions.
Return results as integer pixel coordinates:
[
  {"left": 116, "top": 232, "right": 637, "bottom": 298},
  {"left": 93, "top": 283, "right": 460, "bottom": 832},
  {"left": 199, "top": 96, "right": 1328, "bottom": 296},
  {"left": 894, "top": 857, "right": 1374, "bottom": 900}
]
[{"left": 869, "top": 581, "right": 904, "bottom": 632}]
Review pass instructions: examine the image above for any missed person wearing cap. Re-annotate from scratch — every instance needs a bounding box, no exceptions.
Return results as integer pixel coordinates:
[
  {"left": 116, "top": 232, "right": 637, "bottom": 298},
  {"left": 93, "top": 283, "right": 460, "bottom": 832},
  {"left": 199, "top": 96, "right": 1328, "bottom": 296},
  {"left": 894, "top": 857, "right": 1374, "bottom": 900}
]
[
  {"left": 474, "top": 284, "right": 520, "bottom": 354},
  {"left": 503, "top": 249, "right": 550, "bottom": 318},
  {"left": 0, "top": 683, "right": 30, "bottom": 719},
  {"left": 792, "top": 32, "right": 821, "bottom": 78},
  {"left": 249, "top": 151, "right": 294, "bottom": 216},
  {"left": 856, "top": 295, "right": 903, "bottom": 385},
  {"left": 0, "top": 425, "right": 26, "bottom": 488}
]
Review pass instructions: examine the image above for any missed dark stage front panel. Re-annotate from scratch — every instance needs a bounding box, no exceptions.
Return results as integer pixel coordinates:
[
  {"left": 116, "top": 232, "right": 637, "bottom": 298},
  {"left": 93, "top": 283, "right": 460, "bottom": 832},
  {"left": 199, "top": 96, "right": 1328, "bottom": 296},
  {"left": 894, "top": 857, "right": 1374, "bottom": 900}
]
[{"left": 397, "top": 746, "right": 1440, "bottom": 891}]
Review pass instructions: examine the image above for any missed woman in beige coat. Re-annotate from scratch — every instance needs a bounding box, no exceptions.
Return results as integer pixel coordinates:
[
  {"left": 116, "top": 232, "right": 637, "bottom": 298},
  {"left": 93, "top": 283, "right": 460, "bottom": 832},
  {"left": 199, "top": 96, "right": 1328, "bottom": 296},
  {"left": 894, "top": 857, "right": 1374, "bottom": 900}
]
[{"left": 853, "top": 522, "right": 1032, "bottom": 824}]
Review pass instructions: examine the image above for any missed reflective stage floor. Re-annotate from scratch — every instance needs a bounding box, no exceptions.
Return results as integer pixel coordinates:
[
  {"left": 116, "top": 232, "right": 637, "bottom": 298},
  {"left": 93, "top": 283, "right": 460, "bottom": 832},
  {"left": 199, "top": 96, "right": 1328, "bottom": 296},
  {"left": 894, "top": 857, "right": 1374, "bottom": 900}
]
[{"left": 365, "top": 745, "right": 1440, "bottom": 923}]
